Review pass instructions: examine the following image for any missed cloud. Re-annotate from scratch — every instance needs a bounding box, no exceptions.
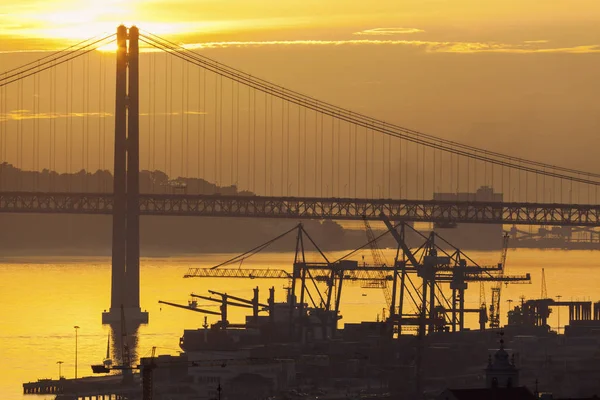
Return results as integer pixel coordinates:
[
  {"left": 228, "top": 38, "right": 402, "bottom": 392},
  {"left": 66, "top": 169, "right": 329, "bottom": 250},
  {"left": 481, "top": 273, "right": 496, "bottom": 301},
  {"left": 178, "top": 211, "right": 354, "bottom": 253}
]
[
  {"left": 0, "top": 110, "right": 207, "bottom": 122},
  {"left": 0, "top": 110, "right": 112, "bottom": 122},
  {"left": 179, "top": 39, "right": 600, "bottom": 54},
  {"left": 353, "top": 27, "right": 424, "bottom": 36},
  {"left": 2, "top": 34, "right": 598, "bottom": 56}
]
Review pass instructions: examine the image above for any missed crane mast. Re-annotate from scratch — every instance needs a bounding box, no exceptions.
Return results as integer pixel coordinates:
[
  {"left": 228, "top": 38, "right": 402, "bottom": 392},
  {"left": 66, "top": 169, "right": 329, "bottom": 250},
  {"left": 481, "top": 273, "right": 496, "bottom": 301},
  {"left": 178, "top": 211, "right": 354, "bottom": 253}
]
[
  {"left": 489, "top": 234, "right": 509, "bottom": 329},
  {"left": 541, "top": 268, "right": 548, "bottom": 299}
]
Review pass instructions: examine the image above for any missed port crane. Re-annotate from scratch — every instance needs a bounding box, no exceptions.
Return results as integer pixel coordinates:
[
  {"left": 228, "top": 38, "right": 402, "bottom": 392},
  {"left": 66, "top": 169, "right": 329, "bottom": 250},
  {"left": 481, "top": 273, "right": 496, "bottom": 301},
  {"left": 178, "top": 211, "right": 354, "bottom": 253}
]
[
  {"left": 183, "top": 223, "right": 402, "bottom": 338},
  {"left": 159, "top": 286, "right": 276, "bottom": 330},
  {"left": 379, "top": 214, "right": 530, "bottom": 336},
  {"left": 184, "top": 219, "right": 531, "bottom": 337}
]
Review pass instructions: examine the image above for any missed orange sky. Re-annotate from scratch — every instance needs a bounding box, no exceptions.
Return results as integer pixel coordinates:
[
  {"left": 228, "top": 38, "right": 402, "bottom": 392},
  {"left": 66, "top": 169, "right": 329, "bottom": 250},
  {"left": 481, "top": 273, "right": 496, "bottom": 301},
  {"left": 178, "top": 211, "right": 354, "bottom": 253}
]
[
  {"left": 2, "top": 0, "right": 600, "bottom": 52},
  {"left": 1, "top": 1, "right": 600, "bottom": 196}
]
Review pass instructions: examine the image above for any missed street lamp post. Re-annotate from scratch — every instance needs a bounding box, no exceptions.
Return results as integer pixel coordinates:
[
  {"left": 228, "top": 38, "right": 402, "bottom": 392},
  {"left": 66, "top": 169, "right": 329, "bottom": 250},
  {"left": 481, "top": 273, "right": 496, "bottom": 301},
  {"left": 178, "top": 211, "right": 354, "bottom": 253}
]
[
  {"left": 74, "top": 325, "right": 80, "bottom": 379},
  {"left": 57, "top": 361, "right": 63, "bottom": 379},
  {"left": 556, "top": 295, "right": 562, "bottom": 334}
]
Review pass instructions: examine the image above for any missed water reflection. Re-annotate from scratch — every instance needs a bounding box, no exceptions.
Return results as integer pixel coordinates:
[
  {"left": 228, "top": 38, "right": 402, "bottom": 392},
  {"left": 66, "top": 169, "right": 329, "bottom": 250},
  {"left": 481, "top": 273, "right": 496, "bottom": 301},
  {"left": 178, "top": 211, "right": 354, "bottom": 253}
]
[{"left": 109, "top": 321, "right": 141, "bottom": 369}]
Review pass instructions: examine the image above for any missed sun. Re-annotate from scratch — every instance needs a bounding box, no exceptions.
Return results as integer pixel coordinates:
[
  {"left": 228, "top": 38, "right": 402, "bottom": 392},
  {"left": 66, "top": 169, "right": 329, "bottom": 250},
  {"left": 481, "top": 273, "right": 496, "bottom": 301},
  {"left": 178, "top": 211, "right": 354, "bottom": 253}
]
[{"left": 1, "top": 0, "right": 211, "bottom": 51}]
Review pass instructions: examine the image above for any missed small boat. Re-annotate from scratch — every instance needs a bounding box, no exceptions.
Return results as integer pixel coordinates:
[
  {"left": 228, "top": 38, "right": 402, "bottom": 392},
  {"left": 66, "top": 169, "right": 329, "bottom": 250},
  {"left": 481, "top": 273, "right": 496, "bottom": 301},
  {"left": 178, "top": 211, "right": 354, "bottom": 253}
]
[{"left": 91, "top": 331, "right": 112, "bottom": 374}]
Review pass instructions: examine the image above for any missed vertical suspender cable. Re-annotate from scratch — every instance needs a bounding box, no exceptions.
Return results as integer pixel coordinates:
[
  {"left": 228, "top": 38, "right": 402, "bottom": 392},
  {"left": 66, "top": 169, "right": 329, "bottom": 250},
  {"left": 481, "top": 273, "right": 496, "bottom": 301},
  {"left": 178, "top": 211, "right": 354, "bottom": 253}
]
[
  {"left": 65, "top": 61, "right": 69, "bottom": 190},
  {"left": 387, "top": 128, "right": 391, "bottom": 198},
  {"left": 336, "top": 118, "right": 340, "bottom": 196},
  {"left": 371, "top": 127, "right": 375, "bottom": 198},
  {"left": 331, "top": 115, "right": 335, "bottom": 197},
  {"left": 286, "top": 101, "right": 290, "bottom": 195},
  {"left": 181, "top": 57, "right": 186, "bottom": 179},
  {"left": 236, "top": 81, "right": 240, "bottom": 190},
  {"left": 197, "top": 61, "right": 201, "bottom": 191},
  {"left": 185, "top": 61, "right": 189, "bottom": 179},
  {"left": 51, "top": 61, "right": 56, "bottom": 190},
  {"left": 33, "top": 62, "right": 38, "bottom": 190},
  {"left": 365, "top": 126, "right": 368, "bottom": 198},
  {"left": 148, "top": 51, "right": 152, "bottom": 177},
  {"left": 232, "top": 78, "right": 235, "bottom": 187},
  {"left": 0, "top": 74, "right": 3, "bottom": 190},
  {"left": 214, "top": 64, "right": 219, "bottom": 185},
  {"left": 271, "top": 95, "right": 274, "bottom": 195},
  {"left": 247, "top": 83, "right": 251, "bottom": 193},
  {"left": 84, "top": 53, "right": 88, "bottom": 191},
  {"left": 400, "top": 137, "right": 404, "bottom": 199},
  {"left": 456, "top": 148, "right": 459, "bottom": 194},
  {"left": 320, "top": 112, "right": 323, "bottom": 197},
  {"left": 354, "top": 124, "right": 357, "bottom": 198},
  {"left": 280, "top": 98, "right": 284, "bottom": 195},
  {"left": 165, "top": 54, "right": 169, "bottom": 186},
  {"left": 421, "top": 140, "right": 425, "bottom": 198},
  {"left": 202, "top": 67, "right": 206, "bottom": 192},
  {"left": 297, "top": 106, "right": 301, "bottom": 196},
  {"left": 98, "top": 51, "right": 103, "bottom": 191},
  {"left": 381, "top": 122, "right": 385, "bottom": 197},
  {"left": 219, "top": 73, "right": 223, "bottom": 187},
  {"left": 304, "top": 106, "right": 307, "bottom": 196},
  {"left": 69, "top": 58, "right": 73, "bottom": 191},
  {"left": 169, "top": 55, "right": 173, "bottom": 183},
  {"left": 17, "top": 79, "right": 21, "bottom": 190},
  {"left": 252, "top": 87, "right": 256, "bottom": 192},
  {"left": 265, "top": 92, "right": 268, "bottom": 194},
  {"left": 314, "top": 106, "right": 318, "bottom": 196}
]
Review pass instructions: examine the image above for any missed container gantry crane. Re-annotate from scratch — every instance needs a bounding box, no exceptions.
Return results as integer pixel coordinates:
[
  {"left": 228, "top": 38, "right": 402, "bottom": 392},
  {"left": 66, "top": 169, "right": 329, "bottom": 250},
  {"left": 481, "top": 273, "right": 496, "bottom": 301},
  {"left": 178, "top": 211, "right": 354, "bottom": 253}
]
[
  {"left": 183, "top": 219, "right": 531, "bottom": 337},
  {"left": 183, "top": 223, "right": 402, "bottom": 339},
  {"left": 380, "top": 214, "right": 530, "bottom": 336}
]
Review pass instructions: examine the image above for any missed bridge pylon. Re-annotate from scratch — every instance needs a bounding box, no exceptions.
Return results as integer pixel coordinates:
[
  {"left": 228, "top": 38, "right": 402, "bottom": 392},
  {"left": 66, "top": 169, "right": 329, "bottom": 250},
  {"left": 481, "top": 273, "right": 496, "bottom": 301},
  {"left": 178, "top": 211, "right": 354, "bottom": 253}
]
[{"left": 102, "top": 25, "right": 148, "bottom": 325}]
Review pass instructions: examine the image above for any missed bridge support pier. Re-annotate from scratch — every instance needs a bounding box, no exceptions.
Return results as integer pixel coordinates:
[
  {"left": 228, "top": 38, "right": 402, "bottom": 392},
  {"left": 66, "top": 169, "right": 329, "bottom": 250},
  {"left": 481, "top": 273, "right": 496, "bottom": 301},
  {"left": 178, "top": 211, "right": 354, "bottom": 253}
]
[{"left": 102, "top": 25, "right": 148, "bottom": 325}]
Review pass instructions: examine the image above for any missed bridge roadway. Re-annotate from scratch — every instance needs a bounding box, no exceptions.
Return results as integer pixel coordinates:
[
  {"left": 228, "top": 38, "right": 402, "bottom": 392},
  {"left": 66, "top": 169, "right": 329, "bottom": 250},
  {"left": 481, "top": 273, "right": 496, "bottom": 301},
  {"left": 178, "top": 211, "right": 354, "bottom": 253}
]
[{"left": 0, "top": 191, "right": 598, "bottom": 226}]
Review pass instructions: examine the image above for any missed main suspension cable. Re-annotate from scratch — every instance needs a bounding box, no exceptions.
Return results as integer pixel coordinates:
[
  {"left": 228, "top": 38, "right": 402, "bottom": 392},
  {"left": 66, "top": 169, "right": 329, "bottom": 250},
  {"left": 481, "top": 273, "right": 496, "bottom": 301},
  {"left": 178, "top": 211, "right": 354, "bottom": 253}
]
[
  {"left": 139, "top": 30, "right": 600, "bottom": 181},
  {"left": 138, "top": 33, "right": 600, "bottom": 186}
]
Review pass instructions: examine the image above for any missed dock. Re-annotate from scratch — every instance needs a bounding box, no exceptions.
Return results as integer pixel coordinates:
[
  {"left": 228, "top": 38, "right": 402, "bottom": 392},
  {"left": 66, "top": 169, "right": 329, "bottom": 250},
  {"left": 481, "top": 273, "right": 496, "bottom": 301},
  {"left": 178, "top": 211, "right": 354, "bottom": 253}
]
[{"left": 23, "top": 374, "right": 139, "bottom": 399}]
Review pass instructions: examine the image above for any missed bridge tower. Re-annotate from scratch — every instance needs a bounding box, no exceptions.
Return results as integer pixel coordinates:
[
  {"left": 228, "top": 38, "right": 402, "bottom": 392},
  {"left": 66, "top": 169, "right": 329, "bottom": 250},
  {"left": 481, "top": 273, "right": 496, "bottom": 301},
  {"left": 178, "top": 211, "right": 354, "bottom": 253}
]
[{"left": 102, "top": 25, "right": 148, "bottom": 324}]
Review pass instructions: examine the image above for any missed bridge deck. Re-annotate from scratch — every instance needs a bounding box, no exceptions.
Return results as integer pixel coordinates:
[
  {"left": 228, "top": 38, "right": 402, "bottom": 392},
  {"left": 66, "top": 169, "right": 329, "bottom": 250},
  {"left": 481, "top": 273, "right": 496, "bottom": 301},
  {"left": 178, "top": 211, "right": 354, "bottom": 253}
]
[{"left": 1, "top": 191, "right": 598, "bottom": 226}]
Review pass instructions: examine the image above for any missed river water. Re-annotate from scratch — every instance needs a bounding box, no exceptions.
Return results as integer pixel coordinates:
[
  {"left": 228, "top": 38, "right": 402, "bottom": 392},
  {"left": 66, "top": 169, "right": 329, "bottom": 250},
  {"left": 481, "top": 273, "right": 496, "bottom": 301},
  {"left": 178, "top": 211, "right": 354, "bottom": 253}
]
[{"left": 2, "top": 249, "right": 599, "bottom": 399}]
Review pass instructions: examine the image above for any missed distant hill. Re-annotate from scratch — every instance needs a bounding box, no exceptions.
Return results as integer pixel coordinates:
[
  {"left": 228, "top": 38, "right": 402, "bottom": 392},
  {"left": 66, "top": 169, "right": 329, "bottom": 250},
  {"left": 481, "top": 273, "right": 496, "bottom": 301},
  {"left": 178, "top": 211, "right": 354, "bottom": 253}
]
[{"left": 0, "top": 163, "right": 385, "bottom": 256}]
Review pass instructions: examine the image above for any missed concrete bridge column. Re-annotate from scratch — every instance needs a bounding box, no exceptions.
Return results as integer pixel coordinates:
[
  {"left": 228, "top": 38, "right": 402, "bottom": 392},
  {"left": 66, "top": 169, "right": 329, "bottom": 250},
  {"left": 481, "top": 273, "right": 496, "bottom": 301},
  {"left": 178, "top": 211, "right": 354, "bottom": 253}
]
[{"left": 102, "top": 25, "right": 147, "bottom": 325}]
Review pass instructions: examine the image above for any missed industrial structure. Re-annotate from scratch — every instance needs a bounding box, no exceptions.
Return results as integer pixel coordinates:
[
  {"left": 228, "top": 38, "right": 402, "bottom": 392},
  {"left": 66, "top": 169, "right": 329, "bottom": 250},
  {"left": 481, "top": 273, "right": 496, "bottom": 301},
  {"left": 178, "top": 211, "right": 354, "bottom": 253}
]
[{"left": 182, "top": 217, "right": 531, "bottom": 338}]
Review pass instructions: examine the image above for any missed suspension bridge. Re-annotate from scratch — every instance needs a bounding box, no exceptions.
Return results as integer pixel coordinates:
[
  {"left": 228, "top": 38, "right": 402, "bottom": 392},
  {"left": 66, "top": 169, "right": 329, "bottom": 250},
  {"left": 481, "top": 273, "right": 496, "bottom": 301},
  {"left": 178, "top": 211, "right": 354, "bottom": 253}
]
[{"left": 1, "top": 25, "right": 599, "bottom": 322}]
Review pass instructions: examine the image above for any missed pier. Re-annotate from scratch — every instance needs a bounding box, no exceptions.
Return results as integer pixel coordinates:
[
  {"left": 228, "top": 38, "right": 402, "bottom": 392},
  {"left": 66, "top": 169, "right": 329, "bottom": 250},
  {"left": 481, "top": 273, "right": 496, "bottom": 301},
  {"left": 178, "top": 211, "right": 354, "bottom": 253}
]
[{"left": 23, "top": 375, "right": 139, "bottom": 399}]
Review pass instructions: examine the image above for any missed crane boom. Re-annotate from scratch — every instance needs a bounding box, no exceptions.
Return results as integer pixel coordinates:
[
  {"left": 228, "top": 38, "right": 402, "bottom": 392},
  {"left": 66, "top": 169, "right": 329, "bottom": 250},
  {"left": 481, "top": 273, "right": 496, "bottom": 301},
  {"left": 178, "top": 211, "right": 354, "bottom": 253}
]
[
  {"left": 185, "top": 265, "right": 394, "bottom": 282},
  {"left": 158, "top": 300, "right": 221, "bottom": 316},
  {"left": 207, "top": 290, "right": 268, "bottom": 308},
  {"left": 361, "top": 216, "right": 392, "bottom": 309},
  {"left": 190, "top": 294, "right": 254, "bottom": 309},
  {"left": 380, "top": 213, "right": 420, "bottom": 268},
  {"left": 363, "top": 216, "right": 387, "bottom": 269},
  {"left": 185, "top": 268, "right": 292, "bottom": 279}
]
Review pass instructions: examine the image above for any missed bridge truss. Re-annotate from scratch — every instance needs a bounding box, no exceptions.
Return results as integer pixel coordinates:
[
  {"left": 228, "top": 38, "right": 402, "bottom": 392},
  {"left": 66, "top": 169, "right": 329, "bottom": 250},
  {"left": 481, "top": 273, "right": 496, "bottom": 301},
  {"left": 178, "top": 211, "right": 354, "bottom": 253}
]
[{"left": 1, "top": 191, "right": 599, "bottom": 226}]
